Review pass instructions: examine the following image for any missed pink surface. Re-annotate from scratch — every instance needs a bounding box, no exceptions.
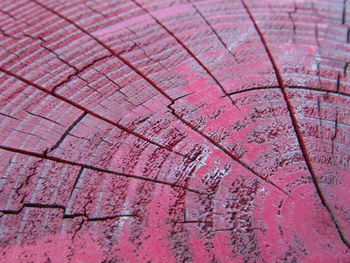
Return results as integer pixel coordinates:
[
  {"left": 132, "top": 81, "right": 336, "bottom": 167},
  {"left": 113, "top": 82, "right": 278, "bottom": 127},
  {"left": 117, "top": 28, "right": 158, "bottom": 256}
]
[{"left": 0, "top": 0, "right": 349, "bottom": 262}]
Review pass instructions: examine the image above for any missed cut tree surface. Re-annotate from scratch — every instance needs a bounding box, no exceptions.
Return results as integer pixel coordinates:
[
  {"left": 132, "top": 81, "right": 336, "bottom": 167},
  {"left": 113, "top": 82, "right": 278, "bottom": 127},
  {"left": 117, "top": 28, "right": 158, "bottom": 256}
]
[{"left": 0, "top": 0, "right": 349, "bottom": 262}]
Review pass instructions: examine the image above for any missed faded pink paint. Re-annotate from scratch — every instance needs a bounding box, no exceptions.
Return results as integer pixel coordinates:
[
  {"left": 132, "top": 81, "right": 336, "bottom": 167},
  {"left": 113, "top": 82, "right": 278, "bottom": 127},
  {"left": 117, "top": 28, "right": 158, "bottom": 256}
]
[{"left": 0, "top": 0, "right": 349, "bottom": 262}]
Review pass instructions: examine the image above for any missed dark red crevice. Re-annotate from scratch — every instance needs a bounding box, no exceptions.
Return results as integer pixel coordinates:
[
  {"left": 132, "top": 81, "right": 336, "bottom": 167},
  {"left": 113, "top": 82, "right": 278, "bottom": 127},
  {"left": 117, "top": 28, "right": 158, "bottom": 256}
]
[
  {"left": 48, "top": 112, "right": 87, "bottom": 153},
  {"left": 241, "top": 0, "right": 350, "bottom": 248},
  {"left": 131, "top": 0, "right": 241, "bottom": 112},
  {"left": 226, "top": 85, "right": 350, "bottom": 98},
  {"left": 1, "top": 202, "right": 136, "bottom": 222},
  {"left": 0, "top": 144, "right": 207, "bottom": 195},
  {"left": 187, "top": 0, "right": 239, "bottom": 63},
  {"left": 25, "top": 0, "right": 290, "bottom": 193},
  {"left": 30, "top": 0, "right": 174, "bottom": 103},
  {"left": 67, "top": 167, "right": 84, "bottom": 201},
  {"left": 0, "top": 111, "right": 19, "bottom": 120},
  {"left": 287, "top": 3, "right": 297, "bottom": 44},
  {"left": 0, "top": 9, "right": 16, "bottom": 20},
  {"left": 225, "top": 86, "right": 280, "bottom": 96},
  {"left": 0, "top": 67, "right": 168, "bottom": 152},
  {"left": 49, "top": 53, "right": 113, "bottom": 93},
  {"left": 0, "top": 28, "right": 12, "bottom": 38},
  {"left": 0, "top": 203, "right": 65, "bottom": 215},
  {"left": 82, "top": 0, "right": 106, "bottom": 18},
  {"left": 41, "top": 45, "right": 78, "bottom": 71},
  {"left": 87, "top": 214, "right": 138, "bottom": 222},
  {"left": 342, "top": 0, "right": 347, "bottom": 24},
  {"left": 331, "top": 110, "right": 339, "bottom": 155},
  {"left": 0, "top": 67, "right": 219, "bottom": 175},
  {"left": 167, "top": 104, "right": 289, "bottom": 196},
  {"left": 288, "top": 85, "right": 350, "bottom": 98},
  {"left": 336, "top": 72, "right": 341, "bottom": 93},
  {"left": 26, "top": 110, "right": 63, "bottom": 126}
]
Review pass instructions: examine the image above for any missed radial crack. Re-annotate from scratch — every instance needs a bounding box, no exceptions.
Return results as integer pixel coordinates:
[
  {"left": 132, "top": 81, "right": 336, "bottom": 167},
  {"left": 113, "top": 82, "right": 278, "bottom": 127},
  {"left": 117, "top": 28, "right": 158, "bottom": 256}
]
[
  {"left": 26, "top": 110, "right": 63, "bottom": 126},
  {"left": 30, "top": 0, "right": 174, "bottom": 102},
  {"left": 0, "top": 112, "right": 19, "bottom": 120},
  {"left": 240, "top": 0, "right": 350, "bottom": 248},
  {"left": 20, "top": 1, "right": 289, "bottom": 185},
  {"left": 226, "top": 85, "right": 350, "bottom": 98},
  {"left": 68, "top": 167, "right": 84, "bottom": 201},
  {"left": 131, "top": 0, "right": 241, "bottom": 112},
  {"left": 225, "top": 86, "right": 279, "bottom": 96},
  {"left": 87, "top": 214, "right": 137, "bottom": 222},
  {"left": 342, "top": 0, "right": 347, "bottom": 24},
  {"left": 0, "top": 203, "right": 65, "bottom": 215},
  {"left": 167, "top": 104, "right": 289, "bottom": 196},
  {"left": 0, "top": 66, "right": 217, "bottom": 172},
  {"left": 47, "top": 112, "right": 87, "bottom": 154},
  {"left": 331, "top": 110, "right": 339, "bottom": 156},
  {"left": 0, "top": 28, "right": 13, "bottom": 38},
  {"left": 287, "top": 3, "right": 297, "bottom": 44},
  {"left": 336, "top": 72, "right": 341, "bottom": 93},
  {"left": 0, "top": 67, "right": 169, "bottom": 152},
  {"left": 48, "top": 51, "right": 112, "bottom": 93},
  {"left": 0, "top": 144, "right": 208, "bottom": 195},
  {"left": 187, "top": 0, "right": 239, "bottom": 63},
  {"left": 1, "top": 203, "right": 136, "bottom": 223}
]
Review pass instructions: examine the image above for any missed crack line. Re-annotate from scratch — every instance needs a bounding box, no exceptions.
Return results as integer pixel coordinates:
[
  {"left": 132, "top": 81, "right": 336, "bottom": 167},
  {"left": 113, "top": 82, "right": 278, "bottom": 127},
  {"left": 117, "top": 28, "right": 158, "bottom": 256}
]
[
  {"left": 1, "top": 20, "right": 284, "bottom": 194},
  {"left": 30, "top": 0, "right": 174, "bottom": 102},
  {"left": 0, "top": 202, "right": 137, "bottom": 221},
  {"left": 225, "top": 85, "right": 350, "bottom": 98},
  {"left": 0, "top": 67, "right": 170, "bottom": 152},
  {"left": 187, "top": 0, "right": 239, "bottom": 63},
  {"left": 240, "top": 0, "right": 350, "bottom": 248},
  {"left": 167, "top": 104, "right": 289, "bottom": 196},
  {"left": 131, "top": 0, "right": 241, "bottom": 112},
  {"left": 0, "top": 112, "right": 19, "bottom": 120},
  {"left": 0, "top": 144, "right": 207, "bottom": 195},
  {"left": 48, "top": 112, "right": 87, "bottom": 153},
  {"left": 26, "top": 110, "right": 63, "bottom": 126},
  {"left": 343, "top": 0, "right": 347, "bottom": 24},
  {"left": 68, "top": 167, "right": 84, "bottom": 201},
  {"left": 0, "top": 65, "right": 219, "bottom": 173}
]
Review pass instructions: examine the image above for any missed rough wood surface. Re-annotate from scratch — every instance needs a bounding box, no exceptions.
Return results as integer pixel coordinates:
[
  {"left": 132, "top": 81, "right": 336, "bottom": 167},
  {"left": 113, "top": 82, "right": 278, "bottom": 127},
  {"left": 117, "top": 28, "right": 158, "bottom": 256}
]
[{"left": 0, "top": 0, "right": 349, "bottom": 262}]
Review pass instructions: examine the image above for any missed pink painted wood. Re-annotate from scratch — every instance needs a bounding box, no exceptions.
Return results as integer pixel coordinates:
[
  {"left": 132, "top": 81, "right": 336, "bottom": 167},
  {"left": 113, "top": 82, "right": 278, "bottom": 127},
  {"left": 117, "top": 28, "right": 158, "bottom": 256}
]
[{"left": 0, "top": 0, "right": 349, "bottom": 262}]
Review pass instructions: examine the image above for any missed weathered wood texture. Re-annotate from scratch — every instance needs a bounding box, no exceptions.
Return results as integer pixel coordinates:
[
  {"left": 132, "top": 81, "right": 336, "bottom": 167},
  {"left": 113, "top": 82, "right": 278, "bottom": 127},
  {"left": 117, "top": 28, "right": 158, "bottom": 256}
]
[{"left": 0, "top": 0, "right": 349, "bottom": 262}]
